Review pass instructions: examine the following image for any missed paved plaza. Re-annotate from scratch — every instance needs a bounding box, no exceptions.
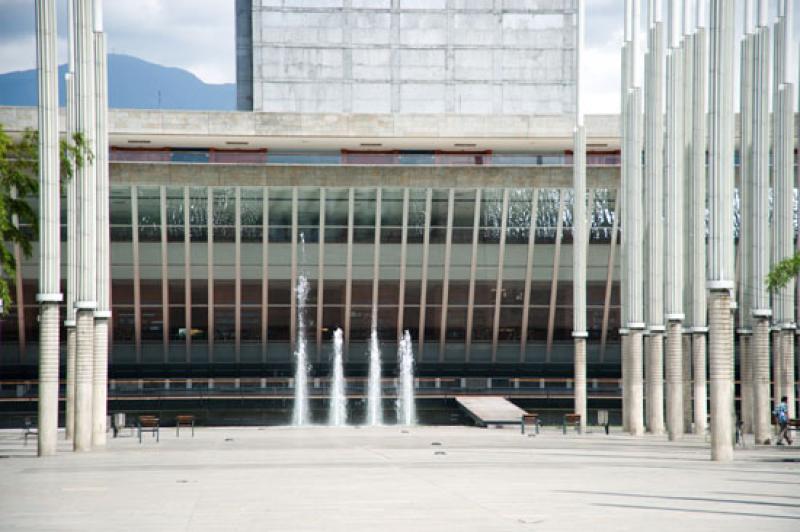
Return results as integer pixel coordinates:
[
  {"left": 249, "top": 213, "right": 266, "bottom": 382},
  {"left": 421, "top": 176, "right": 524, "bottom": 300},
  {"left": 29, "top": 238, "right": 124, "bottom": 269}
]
[{"left": 0, "top": 425, "right": 798, "bottom": 531}]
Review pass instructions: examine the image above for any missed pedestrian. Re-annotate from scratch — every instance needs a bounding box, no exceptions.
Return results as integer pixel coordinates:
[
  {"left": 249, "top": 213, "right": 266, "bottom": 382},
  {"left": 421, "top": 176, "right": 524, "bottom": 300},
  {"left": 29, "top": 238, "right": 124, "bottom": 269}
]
[{"left": 774, "top": 396, "right": 793, "bottom": 446}]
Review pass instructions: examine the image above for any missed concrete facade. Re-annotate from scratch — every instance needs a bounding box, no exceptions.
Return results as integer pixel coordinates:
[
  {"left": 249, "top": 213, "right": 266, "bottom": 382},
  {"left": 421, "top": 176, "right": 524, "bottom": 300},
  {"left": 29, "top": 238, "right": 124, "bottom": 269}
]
[{"left": 243, "top": 0, "right": 577, "bottom": 115}]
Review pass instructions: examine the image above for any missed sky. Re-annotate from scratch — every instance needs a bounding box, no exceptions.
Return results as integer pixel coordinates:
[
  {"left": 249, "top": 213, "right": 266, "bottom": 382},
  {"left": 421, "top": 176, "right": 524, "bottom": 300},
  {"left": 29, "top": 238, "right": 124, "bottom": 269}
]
[{"left": 0, "top": 1, "right": 795, "bottom": 114}]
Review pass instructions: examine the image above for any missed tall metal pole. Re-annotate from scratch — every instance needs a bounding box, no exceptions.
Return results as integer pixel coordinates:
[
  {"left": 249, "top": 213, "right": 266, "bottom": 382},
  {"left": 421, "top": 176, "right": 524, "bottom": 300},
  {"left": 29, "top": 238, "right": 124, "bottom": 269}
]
[
  {"left": 35, "top": 0, "right": 62, "bottom": 457},
  {"left": 64, "top": 0, "right": 78, "bottom": 442},
  {"left": 572, "top": 0, "right": 588, "bottom": 433},
  {"left": 773, "top": 0, "right": 796, "bottom": 419},
  {"left": 645, "top": 0, "right": 666, "bottom": 435},
  {"left": 665, "top": 0, "right": 685, "bottom": 441},
  {"left": 751, "top": 0, "right": 773, "bottom": 445},
  {"left": 620, "top": 0, "right": 632, "bottom": 433},
  {"left": 73, "top": 0, "right": 97, "bottom": 452},
  {"left": 92, "top": 0, "right": 110, "bottom": 448},
  {"left": 707, "top": 0, "right": 735, "bottom": 462},
  {"left": 690, "top": 0, "right": 709, "bottom": 436},
  {"left": 738, "top": 0, "right": 756, "bottom": 435},
  {"left": 625, "top": 0, "right": 646, "bottom": 437}
]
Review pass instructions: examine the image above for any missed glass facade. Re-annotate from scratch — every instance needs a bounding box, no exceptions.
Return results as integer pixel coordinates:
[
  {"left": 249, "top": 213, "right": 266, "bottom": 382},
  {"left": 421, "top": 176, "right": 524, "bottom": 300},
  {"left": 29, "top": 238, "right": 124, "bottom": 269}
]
[{"left": 0, "top": 185, "right": 622, "bottom": 370}]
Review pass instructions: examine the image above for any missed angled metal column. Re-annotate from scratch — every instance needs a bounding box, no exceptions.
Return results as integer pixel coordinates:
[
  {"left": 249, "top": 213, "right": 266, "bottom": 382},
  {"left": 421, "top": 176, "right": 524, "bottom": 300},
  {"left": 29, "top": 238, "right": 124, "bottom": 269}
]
[
  {"left": 491, "top": 189, "right": 510, "bottom": 363},
  {"left": 438, "top": 189, "right": 453, "bottom": 360},
  {"left": 160, "top": 187, "right": 168, "bottom": 363},
  {"left": 707, "top": 0, "right": 736, "bottom": 462},
  {"left": 91, "top": 3, "right": 110, "bottom": 447},
  {"left": 73, "top": 0, "right": 97, "bottom": 453},
  {"left": 396, "top": 189, "right": 409, "bottom": 344},
  {"left": 416, "top": 189, "right": 432, "bottom": 359},
  {"left": 290, "top": 187, "right": 298, "bottom": 351},
  {"left": 572, "top": 0, "right": 588, "bottom": 433},
  {"left": 35, "top": 0, "right": 62, "bottom": 457},
  {"left": 344, "top": 187, "right": 355, "bottom": 355},
  {"left": 520, "top": 189, "right": 539, "bottom": 362},
  {"left": 261, "top": 188, "right": 269, "bottom": 362},
  {"left": 665, "top": 0, "right": 685, "bottom": 442},
  {"left": 183, "top": 188, "right": 192, "bottom": 362},
  {"left": 690, "top": 1, "right": 709, "bottom": 435},
  {"left": 645, "top": 0, "right": 666, "bottom": 435},
  {"left": 599, "top": 192, "right": 620, "bottom": 361},
  {"left": 64, "top": 0, "right": 77, "bottom": 442},
  {"left": 750, "top": 1, "right": 772, "bottom": 444},
  {"left": 464, "top": 189, "right": 480, "bottom": 361},
  {"left": 545, "top": 191, "right": 566, "bottom": 359},
  {"left": 316, "top": 189, "right": 325, "bottom": 359}
]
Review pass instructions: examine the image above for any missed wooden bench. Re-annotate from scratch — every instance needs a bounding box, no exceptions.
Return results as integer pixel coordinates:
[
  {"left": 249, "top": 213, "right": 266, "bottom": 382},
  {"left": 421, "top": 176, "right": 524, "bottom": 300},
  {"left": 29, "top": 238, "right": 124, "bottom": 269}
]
[
  {"left": 520, "top": 413, "right": 540, "bottom": 435},
  {"left": 175, "top": 415, "right": 195, "bottom": 437},
  {"left": 137, "top": 415, "right": 160, "bottom": 443},
  {"left": 563, "top": 413, "right": 581, "bottom": 434}
]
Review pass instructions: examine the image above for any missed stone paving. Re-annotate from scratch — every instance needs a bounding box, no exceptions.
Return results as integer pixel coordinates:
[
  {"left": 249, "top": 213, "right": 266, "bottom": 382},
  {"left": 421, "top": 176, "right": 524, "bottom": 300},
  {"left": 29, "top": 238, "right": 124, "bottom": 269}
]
[{"left": 0, "top": 425, "right": 798, "bottom": 531}]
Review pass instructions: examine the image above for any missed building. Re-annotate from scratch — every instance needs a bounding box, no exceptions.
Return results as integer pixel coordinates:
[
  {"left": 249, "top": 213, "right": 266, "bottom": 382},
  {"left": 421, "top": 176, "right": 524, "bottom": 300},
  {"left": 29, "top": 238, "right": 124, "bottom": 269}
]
[
  {"left": 236, "top": 0, "right": 577, "bottom": 115},
  {"left": 0, "top": 1, "right": 661, "bottom": 427}
]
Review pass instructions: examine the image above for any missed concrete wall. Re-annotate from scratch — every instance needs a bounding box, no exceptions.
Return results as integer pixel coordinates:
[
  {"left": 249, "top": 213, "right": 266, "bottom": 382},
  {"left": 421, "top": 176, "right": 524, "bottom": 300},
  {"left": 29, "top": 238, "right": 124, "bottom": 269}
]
[{"left": 248, "top": 0, "right": 577, "bottom": 115}]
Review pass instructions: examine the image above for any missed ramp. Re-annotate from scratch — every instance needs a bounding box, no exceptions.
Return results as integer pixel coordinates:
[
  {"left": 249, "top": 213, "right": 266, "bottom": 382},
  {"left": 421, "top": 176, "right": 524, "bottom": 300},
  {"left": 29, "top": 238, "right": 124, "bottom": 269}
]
[{"left": 455, "top": 396, "right": 527, "bottom": 427}]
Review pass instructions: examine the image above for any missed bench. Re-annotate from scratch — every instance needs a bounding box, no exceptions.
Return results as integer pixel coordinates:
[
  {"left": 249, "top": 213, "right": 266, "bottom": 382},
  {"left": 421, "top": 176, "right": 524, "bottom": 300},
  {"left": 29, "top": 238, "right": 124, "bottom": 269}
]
[
  {"left": 137, "top": 415, "right": 160, "bottom": 443},
  {"left": 175, "top": 415, "right": 195, "bottom": 437},
  {"left": 520, "top": 413, "right": 540, "bottom": 435},
  {"left": 563, "top": 413, "right": 581, "bottom": 434}
]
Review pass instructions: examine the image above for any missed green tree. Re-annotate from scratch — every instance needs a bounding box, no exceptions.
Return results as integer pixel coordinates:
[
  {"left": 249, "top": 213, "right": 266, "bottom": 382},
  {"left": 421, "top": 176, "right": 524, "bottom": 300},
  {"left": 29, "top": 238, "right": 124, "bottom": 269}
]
[
  {"left": 0, "top": 125, "right": 89, "bottom": 314},
  {"left": 767, "top": 251, "right": 800, "bottom": 292}
]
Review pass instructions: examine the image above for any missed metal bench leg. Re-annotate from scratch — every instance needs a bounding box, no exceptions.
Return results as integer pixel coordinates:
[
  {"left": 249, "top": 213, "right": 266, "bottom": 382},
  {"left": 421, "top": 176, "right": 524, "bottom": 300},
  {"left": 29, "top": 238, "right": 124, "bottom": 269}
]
[
  {"left": 138, "top": 428, "right": 142, "bottom": 444},
  {"left": 191, "top": 422, "right": 194, "bottom": 437},
  {"left": 156, "top": 428, "right": 159, "bottom": 443}
]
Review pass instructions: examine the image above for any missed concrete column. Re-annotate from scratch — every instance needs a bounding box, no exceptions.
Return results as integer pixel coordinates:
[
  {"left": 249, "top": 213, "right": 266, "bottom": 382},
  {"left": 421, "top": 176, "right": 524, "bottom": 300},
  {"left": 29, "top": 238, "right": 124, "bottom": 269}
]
[
  {"left": 740, "top": 333, "right": 754, "bottom": 432},
  {"left": 645, "top": 16, "right": 666, "bottom": 436},
  {"left": 665, "top": 320, "right": 684, "bottom": 440},
  {"left": 707, "top": 0, "right": 736, "bottom": 462},
  {"left": 772, "top": 329, "right": 782, "bottom": 408},
  {"left": 73, "top": 0, "right": 98, "bottom": 453},
  {"left": 781, "top": 329, "right": 796, "bottom": 417},
  {"left": 92, "top": 18, "right": 110, "bottom": 448},
  {"left": 34, "top": 0, "right": 62, "bottom": 457},
  {"left": 692, "top": 330, "right": 708, "bottom": 434},
  {"left": 621, "top": 331, "right": 630, "bottom": 431},
  {"left": 752, "top": 317, "right": 772, "bottom": 443}
]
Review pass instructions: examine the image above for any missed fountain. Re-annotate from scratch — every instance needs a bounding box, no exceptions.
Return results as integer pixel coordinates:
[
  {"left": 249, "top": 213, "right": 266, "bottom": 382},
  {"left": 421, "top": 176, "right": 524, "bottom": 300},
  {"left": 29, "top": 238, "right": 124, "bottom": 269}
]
[
  {"left": 329, "top": 328, "right": 347, "bottom": 426},
  {"left": 291, "top": 275, "right": 310, "bottom": 425},
  {"left": 396, "top": 330, "right": 416, "bottom": 426},
  {"left": 366, "top": 328, "right": 383, "bottom": 426}
]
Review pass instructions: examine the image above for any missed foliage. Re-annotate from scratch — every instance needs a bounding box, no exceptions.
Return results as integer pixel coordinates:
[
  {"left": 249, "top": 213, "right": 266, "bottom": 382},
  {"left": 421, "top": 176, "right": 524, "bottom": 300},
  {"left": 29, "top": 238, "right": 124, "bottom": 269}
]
[
  {"left": 0, "top": 125, "right": 90, "bottom": 314},
  {"left": 767, "top": 251, "right": 800, "bottom": 292}
]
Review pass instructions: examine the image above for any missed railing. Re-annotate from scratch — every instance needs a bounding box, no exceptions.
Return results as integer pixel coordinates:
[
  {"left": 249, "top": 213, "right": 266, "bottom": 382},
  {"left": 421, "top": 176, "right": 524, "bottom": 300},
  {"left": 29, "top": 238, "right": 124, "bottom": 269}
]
[
  {"left": 109, "top": 149, "right": 623, "bottom": 167},
  {"left": 0, "top": 377, "right": 623, "bottom": 401}
]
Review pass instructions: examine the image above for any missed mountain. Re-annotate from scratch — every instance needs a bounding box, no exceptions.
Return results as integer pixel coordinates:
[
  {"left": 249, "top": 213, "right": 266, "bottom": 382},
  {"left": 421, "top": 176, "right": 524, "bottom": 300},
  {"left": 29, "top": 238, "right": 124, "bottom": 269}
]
[{"left": 0, "top": 54, "right": 235, "bottom": 111}]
